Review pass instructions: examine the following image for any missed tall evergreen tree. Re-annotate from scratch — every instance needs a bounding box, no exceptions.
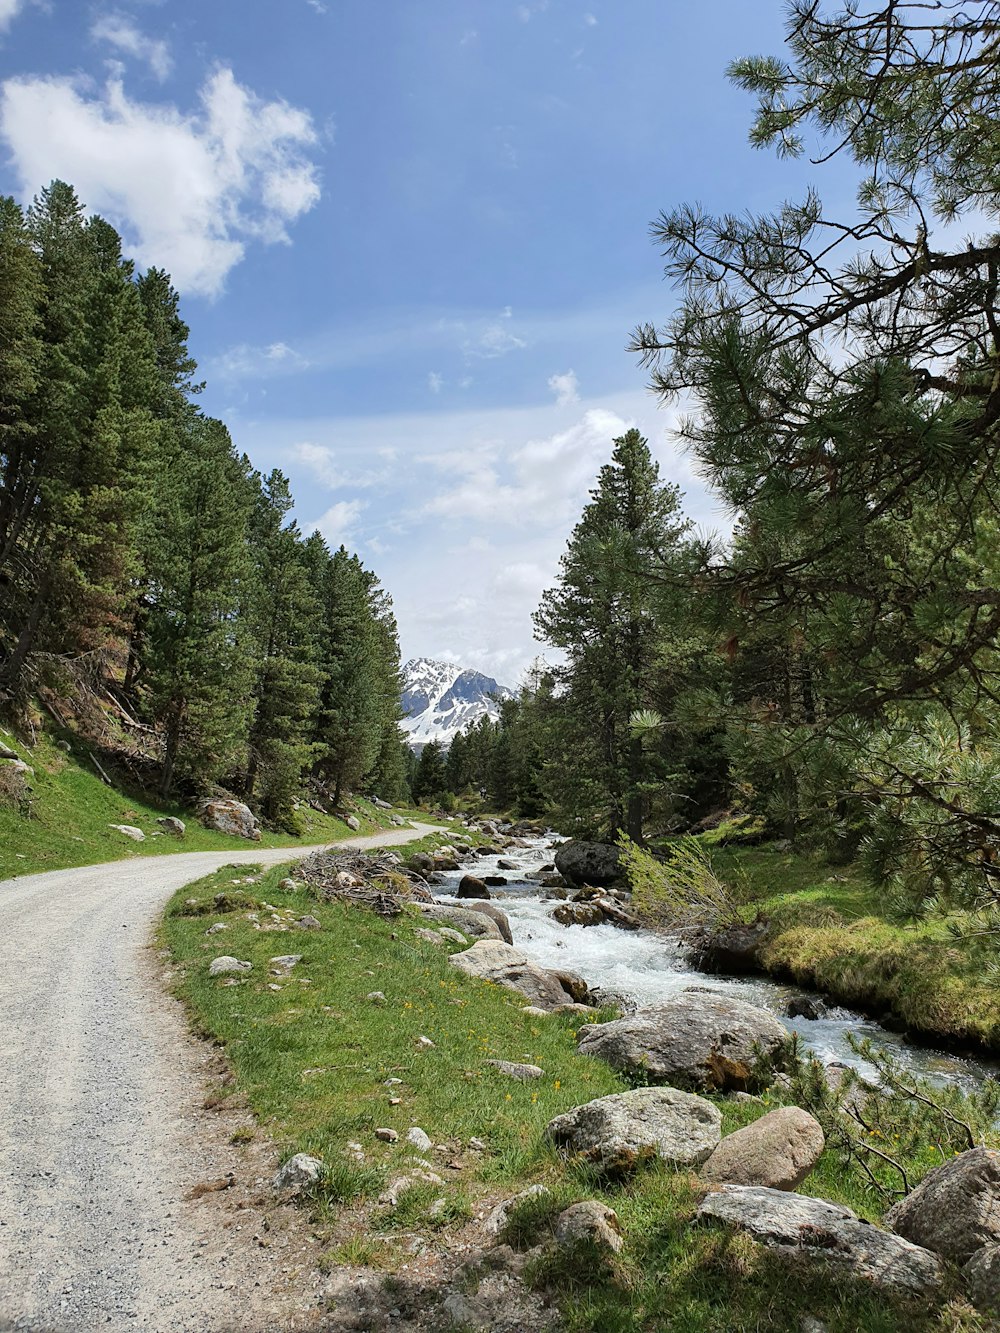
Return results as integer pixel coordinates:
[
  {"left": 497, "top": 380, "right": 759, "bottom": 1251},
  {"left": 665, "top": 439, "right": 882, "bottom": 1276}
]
[
  {"left": 144, "top": 415, "right": 256, "bottom": 796},
  {"left": 534, "top": 428, "right": 692, "bottom": 840},
  {"left": 243, "top": 470, "right": 323, "bottom": 827}
]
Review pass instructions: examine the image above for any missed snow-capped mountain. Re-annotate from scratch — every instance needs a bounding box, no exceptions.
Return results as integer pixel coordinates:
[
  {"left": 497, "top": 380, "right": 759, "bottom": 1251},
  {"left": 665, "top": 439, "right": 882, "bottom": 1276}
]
[{"left": 400, "top": 657, "right": 515, "bottom": 747}]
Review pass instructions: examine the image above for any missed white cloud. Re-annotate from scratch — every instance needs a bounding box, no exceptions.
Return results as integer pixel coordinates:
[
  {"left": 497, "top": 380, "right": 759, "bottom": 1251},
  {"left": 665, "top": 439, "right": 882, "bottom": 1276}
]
[
  {"left": 292, "top": 441, "right": 343, "bottom": 489},
  {"left": 547, "top": 369, "right": 579, "bottom": 406},
  {"left": 306, "top": 0, "right": 327, "bottom": 11},
  {"left": 239, "top": 390, "right": 722, "bottom": 680},
  {"left": 0, "top": 0, "right": 28, "bottom": 34},
  {"left": 0, "top": 68, "right": 322, "bottom": 296},
  {"left": 584, "top": 12, "right": 598, "bottom": 25},
  {"left": 216, "top": 339, "right": 312, "bottom": 378},
  {"left": 422, "top": 407, "right": 633, "bottom": 527},
  {"left": 428, "top": 371, "right": 444, "bottom": 393},
  {"left": 309, "top": 498, "right": 364, "bottom": 549},
  {"left": 467, "top": 320, "right": 527, "bottom": 360},
  {"left": 92, "top": 14, "right": 172, "bottom": 82}
]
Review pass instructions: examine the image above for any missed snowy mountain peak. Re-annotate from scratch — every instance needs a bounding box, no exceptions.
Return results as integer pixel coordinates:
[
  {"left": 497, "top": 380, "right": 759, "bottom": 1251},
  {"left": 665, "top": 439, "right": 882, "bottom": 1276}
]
[{"left": 400, "top": 658, "right": 514, "bottom": 747}]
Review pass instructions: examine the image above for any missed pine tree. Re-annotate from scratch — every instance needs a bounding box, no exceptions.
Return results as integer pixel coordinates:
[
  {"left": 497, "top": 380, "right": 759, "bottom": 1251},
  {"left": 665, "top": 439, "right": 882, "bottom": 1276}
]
[
  {"left": 534, "top": 428, "right": 692, "bottom": 841},
  {"left": 0, "top": 196, "right": 43, "bottom": 633},
  {"left": 243, "top": 470, "right": 323, "bottom": 827},
  {"left": 412, "top": 739, "right": 446, "bottom": 804},
  {"left": 308, "top": 542, "right": 385, "bottom": 805},
  {"left": 144, "top": 415, "right": 256, "bottom": 796}
]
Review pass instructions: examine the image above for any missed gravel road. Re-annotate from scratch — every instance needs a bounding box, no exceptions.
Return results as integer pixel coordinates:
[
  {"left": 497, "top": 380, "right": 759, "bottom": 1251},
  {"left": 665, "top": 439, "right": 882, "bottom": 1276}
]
[{"left": 0, "top": 824, "right": 442, "bottom": 1333}]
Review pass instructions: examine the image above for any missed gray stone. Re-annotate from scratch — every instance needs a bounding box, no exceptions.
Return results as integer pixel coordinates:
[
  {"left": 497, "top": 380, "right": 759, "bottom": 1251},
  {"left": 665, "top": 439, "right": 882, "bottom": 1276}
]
[
  {"left": 208, "top": 955, "right": 252, "bottom": 976},
  {"left": 345, "top": 815, "right": 361, "bottom": 832},
  {"left": 449, "top": 940, "right": 571, "bottom": 1009},
  {"left": 546, "top": 1086, "right": 721, "bottom": 1174},
  {"left": 963, "top": 1243, "right": 1000, "bottom": 1312},
  {"left": 458, "top": 874, "right": 491, "bottom": 899},
  {"left": 487, "top": 1059, "right": 545, "bottom": 1081},
  {"left": 269, "top": 954, "right": 301, "bottom": 973},
  {"left": 198, "top": 797, "right": 260, "bottom": 841},
  {"left": 459, "top": 899, "right": 514, "bottom": 944},
  {"left": 272, "top": 1152, "right": 324, "bottom": 1191},
  {"left": 484, "top": 1184, "right": 550, "bottom": 1237},
  {"left": 156, "top": 816, "right": 186, "bottom": 837},
  {"left": 552, "top": 902, "right": 605, "bottom": 927},
  {"left": 374, "top": 1127, "right": 398, "bottom": 1142},
  {"left": 697, "top": 1184, "right": 944, "bottom": 1295},
  {"left": 414, "top": 903, "right": 503, "bottom": 941},
  {"left": 577, "top": 990, "right": 788, "bottom": 1092},
  {"left": 406, "top": 1126, "right": 432, "bottom": 1152},
  {"left": 554, "top": 840, "right": 621, "bottom": 886},
  {"left": 885, "top": 1146, "right": 1000, "bottom": 1263},
  {"left": 109, "top": 824, "right": 144, "bottom": 841},
  {"left": 496, "top": 859, "right": 521, "bottom": 871},
  {"left": 700, "top": 1106, "right": 825, "bottom": 1190},
  {"left": 294, "top": 914, "right": 321, "bottom": 930},
  {"left": 553, "top": 1200, "right": 623, "bottom": 1253}
]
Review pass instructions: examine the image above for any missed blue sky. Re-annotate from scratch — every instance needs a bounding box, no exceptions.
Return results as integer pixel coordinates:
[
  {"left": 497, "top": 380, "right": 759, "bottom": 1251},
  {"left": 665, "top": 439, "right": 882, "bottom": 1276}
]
[{"left": 0, "top": 0, "right": 861, "bottom": 681}]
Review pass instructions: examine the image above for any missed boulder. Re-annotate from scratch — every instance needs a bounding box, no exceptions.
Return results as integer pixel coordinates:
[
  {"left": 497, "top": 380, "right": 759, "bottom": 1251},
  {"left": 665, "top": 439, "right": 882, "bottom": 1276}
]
[
  {"left": 294, "top": 915, "right": 322, "bottom": 930},
  {"left": 885, "top": 1146, "right": 1000, "bottom": 1263},
  {"left": 345, "top": 815, "right": 361, "bottom": 832},
  {"left": 963, "top": 1243, "right": 1000, "bottom": 1313},
  {"left": 786, "top": 995, "right": 826, "bottom": 1020},
  {"left": 156, "top": 816, "right": 186, "bottom": 837},
  {"left": 546, "top": 1086, "right": 721, "bottom": 1174},
  {"left": 549, "top": 968, "right": 591, "bottom": 1004},
  {"left": 693, "top": 918, "right": 770, "bottom": 974},
  {"left": 208, "top": 955, "right": 252, "bottom": 976},
  {"left": 458, "top": 874, "right": 491, "bottom": 900},
  {"left": 553, "top": 1201, "right": 623, "bottom": 1254},
  {"left": 483, "top": 875, "right": 508, "bottom": 887},
  {"left": 414, "top": 903, "right": 503, "bottom": 941},
  {"left": 409, "top": 852, "right": 435, "bottom": 875},
  {"left": 576, "top": 990, "right": 788, "bottom": 1092},
  {"left": 699, "top": 1107, "right": 824, "bottom": 1190},
  {"left": 697, "top": 1185, "right": 944, "bottom": 1296},
  {"left": 406, "top": 1126, "right": 432, "bottom": 1152},
  {"left": 199, "top": 798, "right": 260, "bottom": 841},
  {"left": 497, "top": 859, "right": 520, "bottom": 871},
  {"left": 272, "top": 1152, "right": 324, "bottom": 1191},
  {"left": 449, "top": 940, "right": 570, "bottom": 1009},
  {"left": 109, "top": 824, "right": 144, "bottom": 841},
  {"left": 460, "top": 900, "right": 513, "bottom": 944},
  {"left": 554, "top": 840, "right": 621, "bottom": 887},
  {"left": 552, "top": 902, "right": 605, "bottom": 928},
  {"left": 487, "top": 1059, "right": 545, "bottom": 1081}
]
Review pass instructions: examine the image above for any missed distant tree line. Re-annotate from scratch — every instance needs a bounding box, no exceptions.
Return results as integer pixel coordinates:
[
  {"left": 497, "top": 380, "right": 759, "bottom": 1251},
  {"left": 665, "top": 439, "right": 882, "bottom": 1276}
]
[{"left": 0, "top": 181, "right": 409, "bottom": 827}]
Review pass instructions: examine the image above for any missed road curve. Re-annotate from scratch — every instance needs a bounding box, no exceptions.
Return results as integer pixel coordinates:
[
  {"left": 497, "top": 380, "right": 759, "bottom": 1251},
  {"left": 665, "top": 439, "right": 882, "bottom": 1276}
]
[{"left": 0, "top": 824, "right": 443, "bottom": 1333}]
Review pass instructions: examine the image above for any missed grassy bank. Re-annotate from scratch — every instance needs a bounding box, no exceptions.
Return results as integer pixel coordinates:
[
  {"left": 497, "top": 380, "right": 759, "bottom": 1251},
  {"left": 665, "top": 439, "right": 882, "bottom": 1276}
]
[
  {"left": 711, "top": 844, "right": 1000, "bottom": 1052},
  {"left": 162, "top": 857, "right": 984, "bottom": 1332},
  {"left": 0, "top": 726, "right": 433, "bottom": 879}
]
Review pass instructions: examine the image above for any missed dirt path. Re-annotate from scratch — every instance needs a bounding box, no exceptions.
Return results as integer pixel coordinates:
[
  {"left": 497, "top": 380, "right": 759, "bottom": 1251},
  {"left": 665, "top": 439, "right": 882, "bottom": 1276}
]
[{"left": 0, "top": 824, "right": 443, "bottom": 1333}]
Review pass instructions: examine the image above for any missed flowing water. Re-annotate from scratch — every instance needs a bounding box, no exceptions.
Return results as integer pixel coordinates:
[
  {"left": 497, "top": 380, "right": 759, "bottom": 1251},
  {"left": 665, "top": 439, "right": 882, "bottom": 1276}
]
[{"left": 435, "top": 833, "right": 996, "bottom": 1095}]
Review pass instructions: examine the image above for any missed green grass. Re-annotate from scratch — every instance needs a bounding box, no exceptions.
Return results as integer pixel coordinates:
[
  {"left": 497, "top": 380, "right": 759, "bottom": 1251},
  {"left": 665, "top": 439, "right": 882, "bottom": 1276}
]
[
  {"left": 0, "top": 725, "right": 421, "bottom": 879},
  {"left": 162, "top": 858, "right": 986, "bottom": 1332},
  {"left": 708, "top": 844, "right": 1000, "bottom": 1051}
]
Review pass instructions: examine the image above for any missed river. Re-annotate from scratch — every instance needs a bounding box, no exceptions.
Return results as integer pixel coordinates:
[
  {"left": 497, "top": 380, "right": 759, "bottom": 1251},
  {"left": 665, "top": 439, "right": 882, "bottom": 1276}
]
[{"left": 434, "top": 833, "right": 995, "bottom": 1095}]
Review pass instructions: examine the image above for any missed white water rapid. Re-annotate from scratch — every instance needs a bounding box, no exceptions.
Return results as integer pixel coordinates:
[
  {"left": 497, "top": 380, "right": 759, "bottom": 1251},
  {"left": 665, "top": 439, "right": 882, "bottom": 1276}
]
[{"left": 434, "top": 833, "right": 994, "bottom": 1094}]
